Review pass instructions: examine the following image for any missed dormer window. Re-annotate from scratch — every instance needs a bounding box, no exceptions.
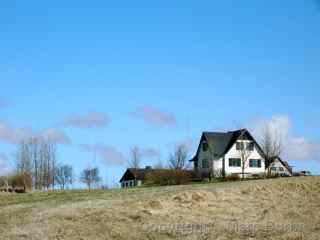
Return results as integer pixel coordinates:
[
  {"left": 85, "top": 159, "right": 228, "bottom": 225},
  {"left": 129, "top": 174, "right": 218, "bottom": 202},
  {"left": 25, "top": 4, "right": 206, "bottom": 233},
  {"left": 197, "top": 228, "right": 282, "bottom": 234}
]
[{"left": 202, "top": 141, "right": 209, "bottom": 151}]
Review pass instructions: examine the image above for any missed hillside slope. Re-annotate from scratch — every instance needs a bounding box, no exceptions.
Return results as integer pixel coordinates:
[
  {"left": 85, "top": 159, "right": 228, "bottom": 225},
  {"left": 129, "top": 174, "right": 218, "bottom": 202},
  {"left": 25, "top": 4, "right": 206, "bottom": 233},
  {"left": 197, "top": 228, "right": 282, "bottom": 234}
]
[{"left": 1, "top": 177, "right": 320, "bottom": 240}]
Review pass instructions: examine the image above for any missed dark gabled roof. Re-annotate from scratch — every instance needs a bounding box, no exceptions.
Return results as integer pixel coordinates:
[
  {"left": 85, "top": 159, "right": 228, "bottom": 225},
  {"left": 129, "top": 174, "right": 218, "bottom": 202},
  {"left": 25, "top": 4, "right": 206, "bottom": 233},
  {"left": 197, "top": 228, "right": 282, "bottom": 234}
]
[
  {"left": 203, "top": 131, "right": 237, "bottom": 157},
  {"left": 119, "top": 168, "right": 154, "bottom": 182},
  {"left": 190, "top": 129, "right": 265, "bottom": 161}
]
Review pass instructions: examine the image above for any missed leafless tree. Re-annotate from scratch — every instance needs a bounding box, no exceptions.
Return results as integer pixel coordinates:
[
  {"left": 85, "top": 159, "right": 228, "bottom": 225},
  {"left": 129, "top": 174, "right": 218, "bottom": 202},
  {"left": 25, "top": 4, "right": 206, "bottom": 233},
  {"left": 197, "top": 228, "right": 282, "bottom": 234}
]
[
  {"left": 55, "top": 164, "right": 74, "bottom": 190},
  {"left": 260, "top": 124, "right": 283, "bottom": 175},
  {"left": 237, "top": 141, "right": 251, "bottom": 180},
  {"left": 80, "top": 167, "right": 101, "bottom": 191},
  {"left": 15, "top": 140, "right": 33, "bottom": 188},
  {"left": 15, "top": 137, "right": 57, "bottom": 190},
  {"left": 168, "top": 144, "right": 189, "bottom": 170},
  {"left": 128, "top": 146, "right": 141, "bottom": 169}
]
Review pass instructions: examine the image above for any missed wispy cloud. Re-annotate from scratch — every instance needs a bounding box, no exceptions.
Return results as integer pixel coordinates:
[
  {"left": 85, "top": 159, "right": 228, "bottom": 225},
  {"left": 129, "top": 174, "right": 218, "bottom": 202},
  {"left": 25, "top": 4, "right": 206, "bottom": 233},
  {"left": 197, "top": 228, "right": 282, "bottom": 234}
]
[
  {"left": 247, "top": 115, "right": 320, "bottom": 162},
  {"left": 130, "top": 106, "right": 177, "bottom": 127},
  {"left": 79, "top": 144, "right": 127, "bottom": 166},
  {"left": 0, "top": 97, "right": 9, "bottom": 109},
  {"left": 61, "top": 112, "right": 110, "bottom": 129},
  {"left": 140, "top": 147, "right": 162, "bottom": 159},
  {"left": 0, "top": 121, "right": 71, "bottom": 145},
  {"left": 40, "top": 128, "right": 72, "bottom": 145},
  {"left": 167, "top": 137, "right": 194, "bottom": 152}
]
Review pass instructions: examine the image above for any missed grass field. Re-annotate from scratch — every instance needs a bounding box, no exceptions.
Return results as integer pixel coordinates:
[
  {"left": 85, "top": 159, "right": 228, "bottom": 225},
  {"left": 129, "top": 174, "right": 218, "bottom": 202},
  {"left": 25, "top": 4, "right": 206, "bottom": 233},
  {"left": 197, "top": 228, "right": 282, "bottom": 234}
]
[{"left": 1, "top": 177, "right": 320, "bottom": 240}]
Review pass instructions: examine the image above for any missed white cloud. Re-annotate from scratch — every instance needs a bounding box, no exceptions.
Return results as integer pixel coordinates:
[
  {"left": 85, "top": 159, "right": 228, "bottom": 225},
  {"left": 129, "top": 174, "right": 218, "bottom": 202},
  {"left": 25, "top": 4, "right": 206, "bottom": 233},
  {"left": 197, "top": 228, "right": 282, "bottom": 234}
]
[
  {"left": 80, "top": 144, "right": 127, "bottom": 166},
  {"left": 287, "top": 137, "right": 320, "bottom": 161},
  {"left": 0, "top": 121, "right": 71, "bottom": 145},
  {"left": 40, "top": 128, "right": 72, "bottom": 145},
  {"left": 140, "top": 147, "right": 162, "bottom": 159},
  {"left": 247, "top": 115, "right": 320, "bottom": 162},
  {"left": 61, "top": 112, "right": 110, "bottom": 129},
  {"left": 130, "top": 106, "right": 177, "bottom": 127}
]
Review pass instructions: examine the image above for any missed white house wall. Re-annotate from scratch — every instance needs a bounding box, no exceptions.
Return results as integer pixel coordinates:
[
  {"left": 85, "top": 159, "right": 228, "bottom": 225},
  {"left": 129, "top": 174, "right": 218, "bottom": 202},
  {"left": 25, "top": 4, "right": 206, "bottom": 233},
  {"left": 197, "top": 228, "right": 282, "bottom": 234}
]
[
  {"left": 197, "top": 139, "right": 266, "bottom": 176},
  {"left": 269, "top": 159, "right": 291, "bottom": 176},
  {"left": 224, "top": 140, "right": 265, "bottom": 175}
]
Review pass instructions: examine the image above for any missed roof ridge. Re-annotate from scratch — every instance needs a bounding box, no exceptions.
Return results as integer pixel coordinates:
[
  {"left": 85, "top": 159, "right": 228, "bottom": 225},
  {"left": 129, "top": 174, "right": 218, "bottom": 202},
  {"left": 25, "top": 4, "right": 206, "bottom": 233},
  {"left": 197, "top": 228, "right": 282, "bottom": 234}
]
[{"left": 203, "top": 128, "right": 247, "bottom": 134}]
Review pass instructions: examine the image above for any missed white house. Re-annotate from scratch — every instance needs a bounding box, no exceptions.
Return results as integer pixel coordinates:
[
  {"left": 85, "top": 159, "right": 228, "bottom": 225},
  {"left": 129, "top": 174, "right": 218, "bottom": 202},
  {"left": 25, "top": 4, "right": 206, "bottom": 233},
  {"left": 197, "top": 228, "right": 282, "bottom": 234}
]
[
  {"left": 190, "top": 129, "right": 289, "bottom": 178},
  {"left": 269, "top": 156, "right": 293, "bottom": 176}
]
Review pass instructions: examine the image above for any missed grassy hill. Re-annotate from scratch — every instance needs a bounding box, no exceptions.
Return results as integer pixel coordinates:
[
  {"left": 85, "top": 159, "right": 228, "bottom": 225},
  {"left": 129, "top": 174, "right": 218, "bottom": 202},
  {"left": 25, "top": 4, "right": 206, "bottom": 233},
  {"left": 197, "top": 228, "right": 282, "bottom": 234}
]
[{"left": 1, "top": 177, "right": 320, "bottom": 240}]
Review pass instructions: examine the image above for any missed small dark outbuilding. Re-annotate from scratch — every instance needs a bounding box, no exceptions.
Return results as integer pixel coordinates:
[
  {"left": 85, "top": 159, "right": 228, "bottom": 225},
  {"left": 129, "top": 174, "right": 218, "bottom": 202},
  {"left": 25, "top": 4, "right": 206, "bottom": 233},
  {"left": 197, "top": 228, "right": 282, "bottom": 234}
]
[{"left": 119, "top": 166, "right": 153, "bottom": 188}]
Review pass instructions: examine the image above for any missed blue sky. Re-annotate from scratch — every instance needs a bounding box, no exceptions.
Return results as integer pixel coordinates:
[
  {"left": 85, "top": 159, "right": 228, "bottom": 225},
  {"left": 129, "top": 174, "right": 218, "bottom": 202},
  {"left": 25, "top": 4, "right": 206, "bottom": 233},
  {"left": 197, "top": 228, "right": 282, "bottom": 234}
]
[{"left": 0, "top": 0, "right": 319, "bottom": 186}]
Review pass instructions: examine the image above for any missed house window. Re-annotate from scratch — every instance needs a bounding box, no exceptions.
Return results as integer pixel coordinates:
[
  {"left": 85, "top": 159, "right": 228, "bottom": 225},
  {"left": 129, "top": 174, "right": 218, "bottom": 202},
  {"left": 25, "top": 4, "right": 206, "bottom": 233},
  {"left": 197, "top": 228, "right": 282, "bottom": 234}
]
[
  {"left": 236, "top": 142, "right": 244, "bottom": 150},
  {"left": 279, "top": 167, "right": 284, "bottom": 172},
  {"left": 249, "top": 159, "right": 261, "bottom": 168},
  {"left": 271, "top": 167, "right": 277, "bottom": 171},
  {"left": 202, "top": 159, "right": 209, "bottom": 169},
  {"left": 229, "top": 158, "right": 241, "bottom": 167},
  {"left": 202, "top": 142, "right": 209, "bottom": 151},
  {"left": 246, "top": 142, "right": 254, "bottom": 151}
]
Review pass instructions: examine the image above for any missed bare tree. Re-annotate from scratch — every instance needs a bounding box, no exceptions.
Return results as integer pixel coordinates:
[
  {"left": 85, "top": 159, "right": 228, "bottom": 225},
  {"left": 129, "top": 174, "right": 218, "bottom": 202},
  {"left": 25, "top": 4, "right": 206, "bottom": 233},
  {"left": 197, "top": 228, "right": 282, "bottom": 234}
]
[
  {"left": 260, "top": 125, "right": 283, "bottom": 175},
  {"left": 237, "top": 141, "right": 251, "bottom": 180},
  {"left": 128, "top": 146, "right": 141, "bottom": 169},
  {"left": 15, "top": 137, "right": 57, "bottom": 190},
  {"left": 168, "top": 144, "right": 189, "bottom": 170},
  {"left": 15, "top": 140, "right": 33, "bottom": 189},
  {"left": 80, "top": 167, "right": 101, "bottom": 191},
  {"left": 55, "top": 164, "right": 74, "bottom": 190}
]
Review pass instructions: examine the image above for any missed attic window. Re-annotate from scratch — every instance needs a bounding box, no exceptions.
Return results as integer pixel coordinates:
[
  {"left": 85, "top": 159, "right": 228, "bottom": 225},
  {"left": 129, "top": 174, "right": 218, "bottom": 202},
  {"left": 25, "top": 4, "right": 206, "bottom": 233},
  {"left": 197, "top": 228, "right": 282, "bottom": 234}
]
[
  {"left": 236, "top": 142, "right": 244, "bottom": 150},
  {"left": 246, "top": 142, "right": 254, "bottom": 151},
  {"left": 202, "top": 142, "right": 209, "bottom": 151}
]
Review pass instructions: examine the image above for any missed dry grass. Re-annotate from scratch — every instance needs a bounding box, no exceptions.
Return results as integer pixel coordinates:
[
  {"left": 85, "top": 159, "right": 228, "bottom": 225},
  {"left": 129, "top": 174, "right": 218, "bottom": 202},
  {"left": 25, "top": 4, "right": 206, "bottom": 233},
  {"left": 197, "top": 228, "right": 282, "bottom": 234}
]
[{"left": 1, "top": 177, "right": 320, "bottom": 240}]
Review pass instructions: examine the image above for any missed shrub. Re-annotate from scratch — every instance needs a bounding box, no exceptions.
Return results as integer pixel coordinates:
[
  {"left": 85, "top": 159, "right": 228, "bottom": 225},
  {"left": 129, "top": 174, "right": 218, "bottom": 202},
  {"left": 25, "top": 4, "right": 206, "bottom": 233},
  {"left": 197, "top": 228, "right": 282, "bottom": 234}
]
[
  {"left": 267, "top": 172, "right": 280, "bottom": 178},
  {"left": 251, "top": 173, "right": 265, "bottom": 179},
  {"left": 225, "top": 174, "right": 240, "bottom": 181},
  {"left": 8, "top": 172, "right": 32, "bottom": 191},
  {"left": 145, "top": 169, "right": 196, "bottom": 186}
]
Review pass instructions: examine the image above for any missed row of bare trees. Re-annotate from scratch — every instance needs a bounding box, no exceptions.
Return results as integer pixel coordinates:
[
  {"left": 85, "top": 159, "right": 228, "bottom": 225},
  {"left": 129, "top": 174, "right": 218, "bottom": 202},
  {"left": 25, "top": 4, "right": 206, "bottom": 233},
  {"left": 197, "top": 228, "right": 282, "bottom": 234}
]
[
  {"left": 12, "top": 137, "right": 104, "bottom": 190},
  {"left": 9, "top": 137, "right": 190, "bottom": 191},
  {"left": 10, "top": 125, "right": 282, "bottom": 190},
  {"left": 14, "top": 138, "right": 74, "bottom": 190}
]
